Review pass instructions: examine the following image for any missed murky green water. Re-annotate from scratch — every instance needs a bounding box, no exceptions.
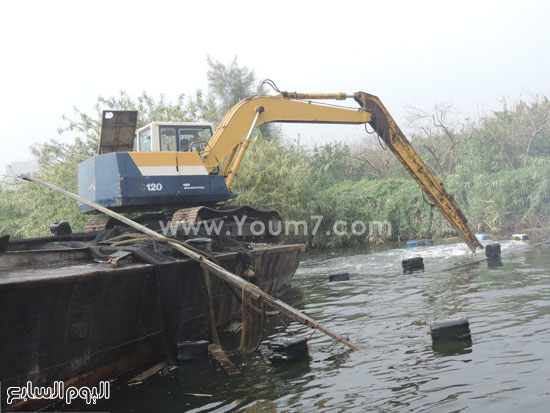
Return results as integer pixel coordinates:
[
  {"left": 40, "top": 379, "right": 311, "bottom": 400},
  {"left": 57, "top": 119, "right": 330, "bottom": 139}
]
[{"left": 93, "top": 240, "right": 550, "bottom": 412}]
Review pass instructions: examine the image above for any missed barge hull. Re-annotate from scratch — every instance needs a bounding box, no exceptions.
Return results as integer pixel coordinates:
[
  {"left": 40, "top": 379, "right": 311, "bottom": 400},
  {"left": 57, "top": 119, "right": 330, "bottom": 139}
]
[{"left": 0, "top": 243, "right": 303, "bottom": 411}]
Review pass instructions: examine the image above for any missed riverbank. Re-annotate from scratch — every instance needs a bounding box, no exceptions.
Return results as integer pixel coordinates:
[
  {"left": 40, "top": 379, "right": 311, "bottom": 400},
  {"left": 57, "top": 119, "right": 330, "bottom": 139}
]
[{"left": 235, "top": 170, "right": 550, "bottom": 249}]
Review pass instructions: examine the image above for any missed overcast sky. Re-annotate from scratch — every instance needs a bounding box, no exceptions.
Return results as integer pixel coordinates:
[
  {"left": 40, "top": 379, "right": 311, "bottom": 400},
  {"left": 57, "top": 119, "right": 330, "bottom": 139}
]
[{"left": 1, "top": 0, "right": 549, "bottom": 173}]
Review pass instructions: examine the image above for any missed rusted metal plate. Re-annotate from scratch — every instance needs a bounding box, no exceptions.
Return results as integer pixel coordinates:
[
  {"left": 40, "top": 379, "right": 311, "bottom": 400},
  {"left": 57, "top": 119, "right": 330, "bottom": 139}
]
[
  {"left": 0, "top": 248, "right": 92, "bottom": 272},
  {"left": 98, "top": 110, "right": 138, "bottom": 154}
]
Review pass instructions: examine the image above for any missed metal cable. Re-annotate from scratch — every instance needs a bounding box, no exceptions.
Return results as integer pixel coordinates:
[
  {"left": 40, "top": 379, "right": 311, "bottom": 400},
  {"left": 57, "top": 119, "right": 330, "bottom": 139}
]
[
  {"left": 422, "top": 191, "right": 436, "bottom": 207},
  {"left": 260, "top": 79, "right": 282, "bottom": 94},
  {"left": 377, "top": 126, "right": 389, "bottom": 150}
]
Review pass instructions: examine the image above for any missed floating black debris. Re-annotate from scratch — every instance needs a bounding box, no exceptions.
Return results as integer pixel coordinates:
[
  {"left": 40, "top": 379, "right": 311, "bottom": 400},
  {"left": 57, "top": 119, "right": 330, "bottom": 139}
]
[
  {"left": 402, "top": 257, "right": 424, "bottom": 273},
  {"left": 177, "top": 340, "right": 209, "bottom": 362},
  {"left": 485, "top": 243, "right": 501, "bottom": 258},
  {"left": 430, "top": 317, "right": 471, "bottom": 342},
  {"left": 268, "top": 337, "right": 309, "bottom": 363},
  {"left": 329, "top": 272, "right": 350, "bottom": 282}
]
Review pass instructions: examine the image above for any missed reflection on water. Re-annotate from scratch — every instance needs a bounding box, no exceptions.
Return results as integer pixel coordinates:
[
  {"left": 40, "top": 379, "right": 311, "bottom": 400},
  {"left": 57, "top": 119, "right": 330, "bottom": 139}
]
[
  {"left": 432, "top": 339, "right": 473, "bottom": 357},
  {"left": 90, "top": 240, "right": 550, "bottom": 412}
]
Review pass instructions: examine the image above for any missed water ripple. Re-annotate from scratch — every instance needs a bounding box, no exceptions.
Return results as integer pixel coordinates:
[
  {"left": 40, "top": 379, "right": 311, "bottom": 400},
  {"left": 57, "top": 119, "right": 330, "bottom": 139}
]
[{"left": 90, "top": 241, "right": 550, "bottom": 413}]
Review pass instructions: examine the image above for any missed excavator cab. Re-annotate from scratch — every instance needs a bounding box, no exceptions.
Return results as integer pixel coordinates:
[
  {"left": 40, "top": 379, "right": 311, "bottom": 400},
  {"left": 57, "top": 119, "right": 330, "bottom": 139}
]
[{"left": 134, "top": 122, "right": 214, "bottom": 153}]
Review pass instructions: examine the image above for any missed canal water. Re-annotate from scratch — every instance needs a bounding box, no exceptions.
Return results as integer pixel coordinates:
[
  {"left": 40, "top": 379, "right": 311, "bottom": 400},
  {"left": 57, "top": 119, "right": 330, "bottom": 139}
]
[{"left": 92, "top": 240, "right": 550, "bottom": 412}]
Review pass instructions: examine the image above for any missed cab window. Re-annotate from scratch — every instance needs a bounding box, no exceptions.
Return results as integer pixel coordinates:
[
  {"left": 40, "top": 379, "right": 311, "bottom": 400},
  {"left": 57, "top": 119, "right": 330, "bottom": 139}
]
[
  {"left": 139, "top": 128, "right": 151, "bottom": 151},
  {"left": 160, "top": 127, "right": 177, "bottom": 151},
  {"left": 179, "top": 127, "right": 212, "bottom": 152}
]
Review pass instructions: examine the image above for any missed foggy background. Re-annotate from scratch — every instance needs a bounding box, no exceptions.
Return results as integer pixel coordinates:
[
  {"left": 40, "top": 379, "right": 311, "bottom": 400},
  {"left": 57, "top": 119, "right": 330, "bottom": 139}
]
[{"left": 1, "top": 0, "right": 549, "bottom": 173}]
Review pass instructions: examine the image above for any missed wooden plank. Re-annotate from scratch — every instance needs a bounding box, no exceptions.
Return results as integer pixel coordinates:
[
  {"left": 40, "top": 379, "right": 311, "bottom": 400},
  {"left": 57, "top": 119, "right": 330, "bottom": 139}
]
[
  {"left": 209, "top": 344, "right": 240, "bottom": 376},
  {"left": 128, "top": 360, "right": 169, "bottom": 384},
  {"left": 20, "top": 174, "right": 360, "bottom": 352}
]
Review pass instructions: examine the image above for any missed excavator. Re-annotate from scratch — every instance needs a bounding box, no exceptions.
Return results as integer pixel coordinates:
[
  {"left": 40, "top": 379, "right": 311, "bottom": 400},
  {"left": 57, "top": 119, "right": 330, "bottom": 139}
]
[{"left": 78, "top": 87, "right": 483, "bottom": 252}]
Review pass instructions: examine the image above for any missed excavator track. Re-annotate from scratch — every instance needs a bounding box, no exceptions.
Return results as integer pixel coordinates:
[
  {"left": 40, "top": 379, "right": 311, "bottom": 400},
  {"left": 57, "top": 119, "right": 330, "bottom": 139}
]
[
  {"left": 170, "top": 206, "right": 203, "bottom": 229},
  {"left": 84, "top": 217, "right": 110, "bottom": 232}
]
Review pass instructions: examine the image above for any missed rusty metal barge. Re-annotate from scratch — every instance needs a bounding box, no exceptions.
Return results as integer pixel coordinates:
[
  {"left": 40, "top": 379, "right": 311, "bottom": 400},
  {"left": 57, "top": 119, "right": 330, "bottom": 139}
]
[{"left": 0, "top": 230, "right": 303, "bottom": 411}]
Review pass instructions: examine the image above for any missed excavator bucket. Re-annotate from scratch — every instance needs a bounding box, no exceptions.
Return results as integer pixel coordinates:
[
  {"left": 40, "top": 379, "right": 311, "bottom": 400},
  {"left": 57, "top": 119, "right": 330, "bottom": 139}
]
[{"left": 98, "top": 110, "right": 138, "bottom": 154}]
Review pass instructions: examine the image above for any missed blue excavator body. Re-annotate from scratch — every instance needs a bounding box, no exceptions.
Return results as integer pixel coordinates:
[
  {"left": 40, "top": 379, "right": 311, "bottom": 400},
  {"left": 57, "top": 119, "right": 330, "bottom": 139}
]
[{"left": 78, "top": 152, "right": 235, "bottom": 213}]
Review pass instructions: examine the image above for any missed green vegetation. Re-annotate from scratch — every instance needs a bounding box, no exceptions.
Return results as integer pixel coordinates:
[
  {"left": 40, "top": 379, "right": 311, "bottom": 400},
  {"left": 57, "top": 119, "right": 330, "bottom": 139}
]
[{"left": 2, "top": 58, "right": 550, "bottom": 247}]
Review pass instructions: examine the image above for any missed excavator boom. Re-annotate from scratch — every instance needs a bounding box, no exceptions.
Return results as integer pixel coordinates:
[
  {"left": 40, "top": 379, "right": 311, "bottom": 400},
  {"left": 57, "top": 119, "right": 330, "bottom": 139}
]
[
  {"left": 202, "top": 95, "right": 371, "bottom": 169},
  {"left": 203, "top": 91, "right": 482, "bottom": 252}
]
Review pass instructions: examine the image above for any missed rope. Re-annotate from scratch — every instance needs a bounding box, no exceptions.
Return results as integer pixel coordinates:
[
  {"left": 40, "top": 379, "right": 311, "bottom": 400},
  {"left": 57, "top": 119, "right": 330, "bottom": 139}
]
[
  {"left": 103, "top": 230, "right": 269, "bottom": 354},
  {"left": 202, "top": 265, "right": 221, "bottom": 346}
]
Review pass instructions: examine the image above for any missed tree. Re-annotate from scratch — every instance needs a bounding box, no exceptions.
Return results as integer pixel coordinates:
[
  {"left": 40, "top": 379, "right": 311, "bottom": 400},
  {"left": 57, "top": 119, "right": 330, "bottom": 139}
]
[
  {"left": 483, "top": 96, "right": 550, "bottom": 169},
  {"left": 352, "top": 139, "right": 402, "bottom": 179},
  {"left": 206, "top": 55, "right": 276, "bottom": 136},
  {"left": 406, "top": 102, "right": 460, "bottom": 175},
  {"left": 207, "top": 56, "right": 257, "bottom": 119}
]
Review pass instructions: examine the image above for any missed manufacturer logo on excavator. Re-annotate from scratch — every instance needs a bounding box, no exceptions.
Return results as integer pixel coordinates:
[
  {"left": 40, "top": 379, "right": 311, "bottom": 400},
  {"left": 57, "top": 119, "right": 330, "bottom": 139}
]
[{"left": 183, "top": 183, "right": 205, "bottom": 190}]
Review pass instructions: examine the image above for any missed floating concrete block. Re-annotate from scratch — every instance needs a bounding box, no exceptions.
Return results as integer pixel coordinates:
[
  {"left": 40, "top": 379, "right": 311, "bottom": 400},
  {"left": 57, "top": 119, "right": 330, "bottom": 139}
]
[
  {"left": 487, "top": 257, "right": 503, "bottom": 268},
  {"left": 329, "top": 272, "right": 350, "bottom": 282},
  {"left": 268, "top": 337, "right": 308, "bottom": 363},
  {"left": 402, "top": 257, "right": 424, "bottom": 273},
  {"left": 485, "top": 243, "right": 501, "bottom": 258},
  {"left": 430, "top": 317, "right": 471, "bottom": 342}
]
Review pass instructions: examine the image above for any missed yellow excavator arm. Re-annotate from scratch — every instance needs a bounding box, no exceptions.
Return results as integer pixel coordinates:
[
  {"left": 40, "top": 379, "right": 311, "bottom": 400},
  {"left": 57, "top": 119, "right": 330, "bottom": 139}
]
[{"left": 201, "top": 91, "right": 483, "bottom": 252}]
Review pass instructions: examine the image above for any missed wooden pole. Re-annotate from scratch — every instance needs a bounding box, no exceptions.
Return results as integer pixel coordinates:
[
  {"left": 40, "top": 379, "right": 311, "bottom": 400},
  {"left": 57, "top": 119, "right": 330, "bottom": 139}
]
[{"left": 20, "top": 174, "right": 360, "bottom": 351}]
